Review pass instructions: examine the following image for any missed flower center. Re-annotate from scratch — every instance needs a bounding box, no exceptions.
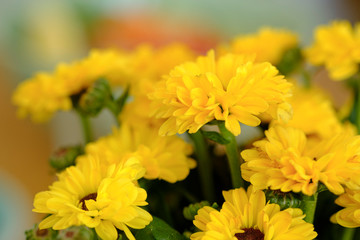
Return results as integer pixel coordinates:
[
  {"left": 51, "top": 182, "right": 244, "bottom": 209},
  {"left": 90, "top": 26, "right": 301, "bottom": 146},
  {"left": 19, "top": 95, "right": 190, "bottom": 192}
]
[
  {"left": 79, "top": 193, "right": 97, "bottom": 211},
  {"left": 235, "top": 228, "right": 264, "bottom": 240}
]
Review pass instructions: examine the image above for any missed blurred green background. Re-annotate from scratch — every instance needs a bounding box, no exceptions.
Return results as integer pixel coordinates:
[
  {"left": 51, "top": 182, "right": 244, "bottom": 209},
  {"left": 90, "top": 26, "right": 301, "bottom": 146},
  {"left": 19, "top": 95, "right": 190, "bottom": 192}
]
[{"left": 0, "top": 0, "right": 359, "bottom": 239}]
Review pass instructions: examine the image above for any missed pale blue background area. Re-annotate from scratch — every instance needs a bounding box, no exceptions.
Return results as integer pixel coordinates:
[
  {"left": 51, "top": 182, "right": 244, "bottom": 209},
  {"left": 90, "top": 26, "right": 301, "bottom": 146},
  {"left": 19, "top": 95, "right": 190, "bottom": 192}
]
[{"left": 0, "top": 170, "right": 32, "bottom": 240}]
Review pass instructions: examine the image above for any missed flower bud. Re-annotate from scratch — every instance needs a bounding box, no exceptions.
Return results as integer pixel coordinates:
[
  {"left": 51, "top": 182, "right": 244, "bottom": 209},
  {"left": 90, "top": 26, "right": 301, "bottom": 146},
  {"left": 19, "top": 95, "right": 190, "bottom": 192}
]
[
  {"left": 49, "top": 145, "right": 83, "bottom": 172},
  {"left": 183, "top": 201, "right": 218, "bottom": 220},
  {"left": 265, "top": 189, "right": 302, "bottom": 210},
  {"left": 78, "top": 78, "right": 112, "bottom": 116},
  {"left": 25, "top": 224, "right": 58, "bottom": 240},
  {"left": 57, "top": 226, "right": 96, "bottom": 240}
]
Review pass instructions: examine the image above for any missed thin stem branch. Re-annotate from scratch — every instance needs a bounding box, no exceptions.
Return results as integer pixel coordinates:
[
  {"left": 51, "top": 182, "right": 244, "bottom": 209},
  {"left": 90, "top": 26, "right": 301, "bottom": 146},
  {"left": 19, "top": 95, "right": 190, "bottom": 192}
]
[
  {"left": 77, "top": 111, "right": 93, "bottom": 144},
  {"left": 302, "top": 69, "right": 312, "bottom": 89},
  {"left": 177, "top": 187, "right": 199, "bottom": 204},
  {"left": 105, "top": 99, "right": 120, "bottom": 126},
  {"left": 355, "top": 82, "right": 360, "bottom": 134},
  {"left": 301, "top": 192, "right": 318, "bottom": 224},
  {"left": 341, "top": 227, "right": 356, "bottom": 240},
  {"left": 217, "top": 121, "right": 245, "bottom": 189},
  {"left": 189, "top": 130, "right": 215, "bottom": 201}
]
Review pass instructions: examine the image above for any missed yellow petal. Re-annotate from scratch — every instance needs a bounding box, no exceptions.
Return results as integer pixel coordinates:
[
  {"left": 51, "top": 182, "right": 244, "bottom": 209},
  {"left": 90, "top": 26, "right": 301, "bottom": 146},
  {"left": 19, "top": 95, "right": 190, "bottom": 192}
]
[
  {"left": 95, "top": 220, "right": 118, "bottom": 240},
  {"left": 225, "top": 115, "right": 241, "bottom": 136}
]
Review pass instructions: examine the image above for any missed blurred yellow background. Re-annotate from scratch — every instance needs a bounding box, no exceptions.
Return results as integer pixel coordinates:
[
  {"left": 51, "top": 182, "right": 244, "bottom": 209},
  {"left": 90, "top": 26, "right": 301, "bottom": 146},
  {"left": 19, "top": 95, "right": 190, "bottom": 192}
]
[{"left": 0, "top": 0, "right": 359, "bottom": 239}]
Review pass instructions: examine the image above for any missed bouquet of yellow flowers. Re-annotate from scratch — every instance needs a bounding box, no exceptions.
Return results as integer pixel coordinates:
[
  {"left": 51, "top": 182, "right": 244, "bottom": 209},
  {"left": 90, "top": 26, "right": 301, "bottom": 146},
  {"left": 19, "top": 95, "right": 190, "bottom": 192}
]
[{"left": 14, "top": 20, "right": 360, "bottom": 240}]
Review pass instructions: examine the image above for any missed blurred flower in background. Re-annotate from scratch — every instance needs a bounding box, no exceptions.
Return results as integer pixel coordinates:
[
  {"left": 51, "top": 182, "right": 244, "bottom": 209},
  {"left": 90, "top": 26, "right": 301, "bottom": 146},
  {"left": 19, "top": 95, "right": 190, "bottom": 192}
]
[{"left": 1, "top": 0, "right": 360, "bottom": 239}]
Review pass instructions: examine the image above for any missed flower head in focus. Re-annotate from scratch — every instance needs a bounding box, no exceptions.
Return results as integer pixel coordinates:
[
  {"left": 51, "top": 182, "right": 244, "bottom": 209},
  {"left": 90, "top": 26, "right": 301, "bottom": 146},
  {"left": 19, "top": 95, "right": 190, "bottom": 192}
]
[
  {"left": 191, "top": 186, "right": 317, "bottom": 240},
  {"left": 304, "top": 20, "right": 360, "bottom": 81},
  {"left": 219, "top": 27, "right": 299, "bottom": 65},
  {"left": 33, "top": 154, "right": 152, "bottom": 240},
  {"left": 149, "top": 50, "right": 292, "bottom": 136},
  {"left": 83, "top": 123, "right": 196, "bottom": 183},
  {"left": 241, "top": 125, "right": 360, "bottom": 196}
]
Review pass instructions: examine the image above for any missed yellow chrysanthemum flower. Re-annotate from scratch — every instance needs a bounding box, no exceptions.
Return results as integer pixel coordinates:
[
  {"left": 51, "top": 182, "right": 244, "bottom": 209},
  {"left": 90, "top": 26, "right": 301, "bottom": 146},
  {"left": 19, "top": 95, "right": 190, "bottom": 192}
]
[
  {"left": 120, "top": 43, "right": 196, "bottom": 128},
  {"left": 128, "top": 43, "right": 196, "bottom": 84},
  {"left": 308, "top": 130, "right": 360, "bottom": 192},
  {"left": 241, "top": 125, "right": 360, "bottom": 196},
  {"left": 83, "top": 123, "right": 196, "bottom": 183},
  {"left": 12, "top": 49, "right": 131, "bottom": 122},
  {"left": 271, "top": 85, "right": 344, "bottom": 140},
  {"left": 12, "top": 72, "right": 73, "bottom": 122},
  {"left": 219, "top": 27, "right": 298, "bottom": 65},
  {"left": 191, "top": 186, "right": 317, "bottom": 240},
  {"left": 304, "top": 20, "right": 360, "bottom": 81},
  {"left": 33, "top": 154, "right": 152, "bottom": 240},
  {"left": 149, "top": 50, "right": 292, "bottom": 136},
  {"left": 331, "top": 188, "right": 360, "bottom": 228},
  {"left": 120, "top": 77, "right": 166, "bottom": 129},
  {"left": 120, "top": 97, "right": 165, "bottom": 130}
]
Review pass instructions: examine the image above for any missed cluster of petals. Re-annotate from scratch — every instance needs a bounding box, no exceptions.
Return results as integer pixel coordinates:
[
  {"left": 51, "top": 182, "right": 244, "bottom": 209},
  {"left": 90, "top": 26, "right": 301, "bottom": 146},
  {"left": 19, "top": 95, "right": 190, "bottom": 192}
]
[
  {"left": 82, "top": 122, "right": 196, "bottom": 183},
  {"left": 128, "top": 43, "right": 196, "bottom": 86},
  {"left": 304, "top": 20, "right": 360, "bottom": 80},
  {"left": 120, "top": 81, "right": 166, "bottom": 128},
  {"left": 331, "top": 188, "right": 360, "bottom": 228},
  {"left": 33, "top": 154, "right": 152, "bottom": 240},
  {"left": 12, "top": 43, "right": 195, "bottom": 122},
  {"left": 121, "top": 43, "right": 196, "bottom": 128},
  {"left": 218, "top": 27, "right": 298, "bottom": 65},
  {"left": 241, "top": 124, "right": 360, "bottom": 196},
  {"left": 191, "top": 186, "right": 317, "bottom": 240},
  {"left": 12, "top": 49, "right": 131, "bottom": 122},
  {"left": 149, "top": 50, "right": 292, "bottom": 136},
  {"left": 271, "top": 85, "right": 347, "bottom": 141}
]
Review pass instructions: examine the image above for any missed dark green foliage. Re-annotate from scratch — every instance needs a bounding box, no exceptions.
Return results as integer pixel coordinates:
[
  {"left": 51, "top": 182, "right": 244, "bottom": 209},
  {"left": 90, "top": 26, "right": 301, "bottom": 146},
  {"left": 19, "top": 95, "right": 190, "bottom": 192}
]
[
  {"left": 135, "top": 217, "right": 187, "bottom": 240},
  {"left": 202, "top": 131, "right": 230, "bottom": 144}
]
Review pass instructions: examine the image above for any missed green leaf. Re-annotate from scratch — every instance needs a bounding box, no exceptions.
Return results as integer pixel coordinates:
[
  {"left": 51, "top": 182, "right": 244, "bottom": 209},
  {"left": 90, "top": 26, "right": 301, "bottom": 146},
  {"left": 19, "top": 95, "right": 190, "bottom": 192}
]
[
  {"left": 116, "top": 85, "right": 130, "bottom": 115},
  {"left": 134, "top": 226, "right": 155, "bottom": 240},
  {"left": 276, "top": 47, "right": 302, "bottom": 76},
  {"left": 202, "top": 131, "right": 230, "bottom": 144},
  {"left": 135, "top": 217, "right": 186, "bottom": 240}
]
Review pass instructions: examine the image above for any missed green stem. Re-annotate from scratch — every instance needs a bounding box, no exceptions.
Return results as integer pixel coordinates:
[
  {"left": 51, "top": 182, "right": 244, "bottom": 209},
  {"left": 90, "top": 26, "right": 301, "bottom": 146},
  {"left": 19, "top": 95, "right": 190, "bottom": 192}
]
[
  {"left": 355, "top": 82, "right": 360, "bottom": 134},
  {"left": 217, "top": 121, "right": 245, "bottom": 189},
  {"left": 157, "top": 191, "right": 174, "bottom": 227},
  {"left": 301, "top": 192, "right": 318, "bottom": 224},
  {"left": 189, "top": 131, "right": 215, "bottom": 201},
  {"left": 302, "top": 69, "right": 311, "bottom": 89},
  {"left": 78, "top": 111, "right": 93, "bottom": 144},
  {"left": 341, "top": 227, "right": 356, "bottom": 240},
  {"left": 105, "top": 86, "right": 130, "bottom": 126},
  {"left": 178, "top": 187, "right": 199, "bottom": 204},
  {"left": 105, "top": 99, "right": 120, "bottom": 126},
  {"left": 346, "top": 74, "right": 360, "bottom": 133}
]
